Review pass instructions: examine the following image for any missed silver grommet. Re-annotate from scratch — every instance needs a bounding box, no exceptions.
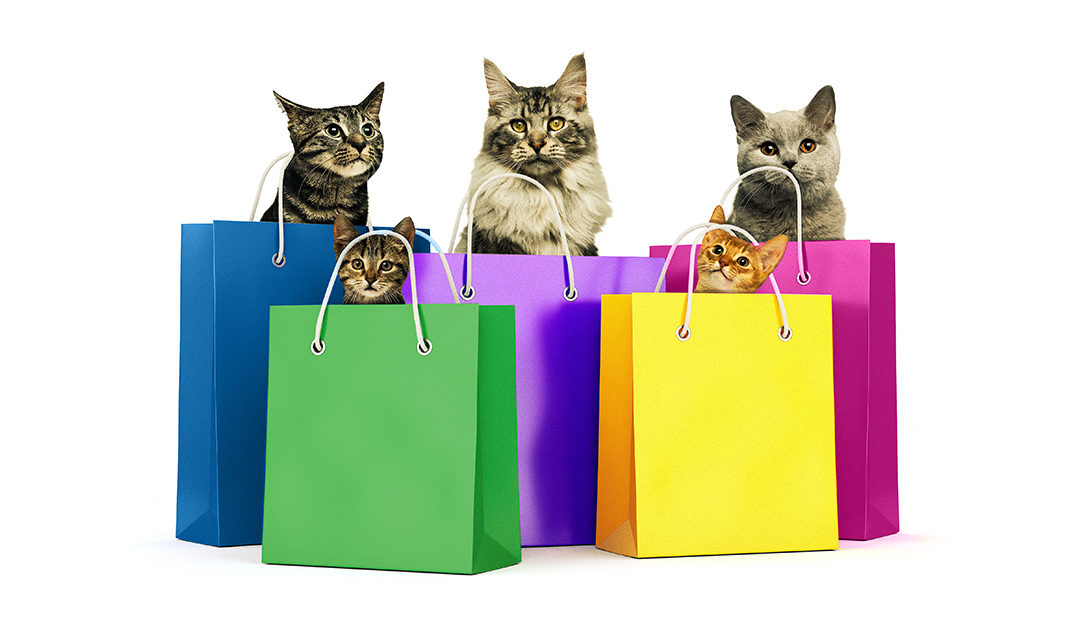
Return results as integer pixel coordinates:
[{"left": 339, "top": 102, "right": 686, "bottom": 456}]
[
  {"left": 310, "top": 339, "right": 325, "bottom": 355},
  {"left": 676, "top": 325, "right": 691, "bottom": 341},
  {"left": 778, "top": 326, "right": 793, "bottom": 342},
  {"left": 796, "top": 271, "right": 811, "bottom": 286},
  {"left": 564, "top": 286, "right": 578, "bottom": 302},
  {"left": 417, "top": 338, "right": 432, "bottom": 355},
  {"left": 272, "top": 253, "right": 286, "bottom": 268},
  {"left": 460, "top": 285, "right": 475, "bottom": 301}
]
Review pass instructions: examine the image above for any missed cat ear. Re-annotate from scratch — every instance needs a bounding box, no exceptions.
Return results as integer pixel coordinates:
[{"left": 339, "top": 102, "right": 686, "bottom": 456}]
[
  {"left": 392, "top": 216, "right": 416, "bottom": 249},
  {"left": 359, "top": 82, "right": 385, "bottom": 118},
  {"left": 333, "top": 214, "right": 359, "bottom": 257},
  {"left": 553, "top": 53, "right": 587, "bottom": 109},
  {"left": 730, "top": 95, "right": 765, "bottom": 140},
  {"left": 709, "top": 204, "right": 727, "bottom": 225},
  {"left": 758, "top": 234, "right": 789, "bottom": 274},
  {"left": 804, "top": 85, "right": 836, "bottom": 130},
  {"left": 484, "top": 58, "right": 518, "bottom": 113},
  {"left": 273, "top": 92, "right": 317, "bottom": 126}
]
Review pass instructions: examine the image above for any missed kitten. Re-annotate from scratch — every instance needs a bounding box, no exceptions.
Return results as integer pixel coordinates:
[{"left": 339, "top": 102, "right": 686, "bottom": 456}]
[
  {"left": 332, "top": 215, "right": 414, "bottom": 305},
  {"left": 260, "top": 83, "right": 385, "bottom": 224},
  {"left": 728, "top": 86, "right": 845, "bottom": 241},
  {"left": 695, "top": 205, "right": 788, "bottom": 293},
  {"left": 455, "top": 54, "right": 611, "bottom": 256}
]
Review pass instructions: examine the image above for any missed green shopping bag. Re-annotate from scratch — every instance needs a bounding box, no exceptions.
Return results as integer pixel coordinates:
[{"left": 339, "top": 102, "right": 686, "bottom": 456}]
[{"left": 261, "top": 230, "right": 520, "bottom": 574}]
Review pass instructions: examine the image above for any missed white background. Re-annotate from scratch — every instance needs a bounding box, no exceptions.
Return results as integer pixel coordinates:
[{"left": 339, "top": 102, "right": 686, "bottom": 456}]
[{"left": 3, "top": 1, "right": 1078, "bottom": 622}]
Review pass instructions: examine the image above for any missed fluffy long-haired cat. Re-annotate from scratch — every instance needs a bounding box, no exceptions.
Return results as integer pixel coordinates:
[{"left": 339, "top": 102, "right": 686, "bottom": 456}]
[
  {"left": 696, "top": 205, "right": 788, "bottom": 293},
  {"left": 260, "top": 83, "right": 385, "bottom": 224},
  {"left": 332, "top": 215, "right": 414, "bottom": 305},
  {"left": 454, "top": 54, "right": 611, "bottom": 256},
  {"left": 728, "top": 86, "right": 845, "bottom": 241}
]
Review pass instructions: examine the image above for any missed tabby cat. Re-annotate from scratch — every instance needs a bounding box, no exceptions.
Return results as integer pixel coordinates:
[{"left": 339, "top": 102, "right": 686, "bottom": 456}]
[
  {"left": 696, "top": 205, "right": 788, "bottom": 293},
  {"left": 260, "top": 83, "right": 385, "bottom": 224},
  {"left": 455, "top": 54, "right": 611, "bottom": 256},
  {"left": 332, "top": 215, "right": 414, "bottom": 305},
  {"left": 728, "top": 85, "right": 845, "bottom": 241}
]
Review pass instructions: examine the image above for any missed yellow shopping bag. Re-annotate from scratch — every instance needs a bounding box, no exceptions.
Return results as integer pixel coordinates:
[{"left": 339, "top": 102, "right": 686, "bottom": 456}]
[{"left": 596, "top": 223, "right": 839, "bottom": 558}]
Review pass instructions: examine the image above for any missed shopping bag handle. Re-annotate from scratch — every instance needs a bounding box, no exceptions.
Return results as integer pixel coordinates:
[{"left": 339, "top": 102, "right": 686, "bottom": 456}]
[
  {"left": 310, "top": 230, "right": 459, "bottom": 357},
  {"left": 447, "top": 173, "right": 578, "bottom": 302},
  {"left": 655, "top": 223, "right": 792, "bottom": 343},
  {"left": 718, "top": 165, "right": 811, "bottom": 286},
  {"left": 247, "top": 151, "right": 375, "bottom": 269}
]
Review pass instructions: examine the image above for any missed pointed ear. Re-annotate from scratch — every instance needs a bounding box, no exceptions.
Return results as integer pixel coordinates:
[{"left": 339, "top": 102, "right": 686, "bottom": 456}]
[
  {"left": 484, "top": 58, "right": 518, "bottom": 113},
  {"left": 359, "top": 82, "right": 385, "bottom": 118},
  {"left": 758, "top": 234, "right": 789, "bottom": 274},
  {"left": 273, "top": 91, "right": 317, "bottom": 127},
  {"left": 553, "top": 53, "right": 587, "bottom": 109},
  {"left": 730, "top": 95, "right": 765, "bottom": 140},
  {"left": 392, "top": 216, "right": 415, "bottom": 248},
  {"left": 333, "top": 214, "right": 359, "bottom": 257},
  {"left": 702, "top": 229, "right": 722, "bottom": 245},
  {"left": 709, "top": 204, "right": 727, "bottom": 225},
  {"left": 805, "top": 85, "right": 836, "bottom": 130}
]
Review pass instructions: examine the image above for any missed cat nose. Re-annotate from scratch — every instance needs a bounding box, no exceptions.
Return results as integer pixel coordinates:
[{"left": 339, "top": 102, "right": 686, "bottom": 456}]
[
  {"left": 783, "top": 160, "right": 796, "bottom": 169},
  {"left": 349, "top": 135, "right": 367, "bottom": 149},
  {"left": 529, "top": 138, "right": 546, "bottom": 152}
]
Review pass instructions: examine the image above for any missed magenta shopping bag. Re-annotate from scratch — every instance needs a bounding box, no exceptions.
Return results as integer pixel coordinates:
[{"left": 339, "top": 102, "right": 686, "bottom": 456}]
[
  {"left": 650, "top": 167, "right": 898, "bottom": 541},
  {"left": 411, "top": 173, "right": 664, "bottom": 547}
]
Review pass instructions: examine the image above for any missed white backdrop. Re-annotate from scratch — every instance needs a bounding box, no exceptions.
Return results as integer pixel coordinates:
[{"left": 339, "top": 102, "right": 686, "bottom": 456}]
[{"left": 3, "top": 1, "right": 1078, "bottom": 622}]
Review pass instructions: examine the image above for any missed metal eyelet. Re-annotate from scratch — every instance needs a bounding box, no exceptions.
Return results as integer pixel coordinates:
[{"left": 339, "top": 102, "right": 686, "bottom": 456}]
[
  {"left": 272, "top": 253, "right": 286, "bottom": 268},
  {"left": 417, "top": 338, "right": 433, "bottom": 356},
  {"left": 460, "top": 285, "right": 475, "bottom": 301},
  {"left": 310, "top": 339, "right": 325, "bottom": 355},
  {"left": 676, "top": 325, "right": 691, "bottom": 341},
  {"left": 778, "top": 326, "right": 793, "bottom": 342},
  {"left": 564, "top": 286, "right": 578, "bottom": 302},
  {"left": 796, "top": 271, "right": 811, "bottom": 286}
]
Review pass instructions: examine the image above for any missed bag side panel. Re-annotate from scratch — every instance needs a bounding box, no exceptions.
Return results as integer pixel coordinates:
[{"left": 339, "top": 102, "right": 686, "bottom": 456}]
[{"left": 867, "top": 243, "right": 899, "bottom": 538}]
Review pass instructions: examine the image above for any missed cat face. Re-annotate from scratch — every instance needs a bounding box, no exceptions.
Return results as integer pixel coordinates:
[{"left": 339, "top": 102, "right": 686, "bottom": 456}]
[
  {"left": 333, "top": 215, "right": 415, "bottom": 305},
  {"left": 274, "top": 83, "right": 385, "bottom": 180},
  {"left": 481, "top": 55, "right": 597, "bottom": 176},
  {"left": 697, "top": 205, "right": 787, "bottom": 293},
  {"left": 730, "top": 86, "right": 839, "bottom": 202}
]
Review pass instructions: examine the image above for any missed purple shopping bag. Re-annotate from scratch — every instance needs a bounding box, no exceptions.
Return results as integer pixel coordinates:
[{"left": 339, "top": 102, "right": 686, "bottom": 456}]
[
  {"left": 411, "top": 174, "right": 665, "bottom": 546},
  {"left": 650, "top": 167, "right": 898, "bottom": 541}
]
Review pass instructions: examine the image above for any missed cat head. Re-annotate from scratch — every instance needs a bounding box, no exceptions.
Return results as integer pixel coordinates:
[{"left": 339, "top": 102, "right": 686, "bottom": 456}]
[
  {"left": 274, "top": 83, "right": 385, "bottom": 181},
  {"left": 729, "top": 86, "right": 839, "bottom": 201},
  {"left": 697, "top": 205, "right": 788, "bottom": 293},
  {"left": 480, "top": 54, "right": 598, "bottom": 176},
  {"left": 333, "top": 215, "right": 415, "bottom": 305}
]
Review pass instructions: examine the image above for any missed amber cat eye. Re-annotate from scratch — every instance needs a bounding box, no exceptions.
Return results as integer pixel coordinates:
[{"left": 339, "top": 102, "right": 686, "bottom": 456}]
[
  {"left": 350, "top": 259, "right": 362, "bottom": 270},
  {"left": 379, "top": 260, "right": 393, "bottom": 272},
  {"left": 760, "top": 142, "right": 778, "bottom": 156},
  {"left": 737, "top": 257, "right": 750, "bottom": 267},
  {"left": 361, "top": 123, "right": 376, "bottom": 138},
  {"left": 326, "top": 124, "right": 343, "bottom": 138},
  {"left": 510, "top": 120, "right": 527, "bottom": 133},
  {"left": 711, "top": 245, "right": 724, "bottom": 255},
  {"left": 548, "top": 117, "right": 565, "bottom": 131},
  {"left": 800, "top": 139, "right": 816, "bottom": 153}
]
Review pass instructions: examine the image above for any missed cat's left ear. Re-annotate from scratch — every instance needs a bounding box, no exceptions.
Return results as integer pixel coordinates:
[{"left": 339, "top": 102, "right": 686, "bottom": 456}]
[
  {"left": 333, "top": 214, "right": 360, "bottom": 257},
  {"left": 553, "top": 53, "right": 587, "bottom": 109},
  {"left": 392, "top": 216, "right": 416, "bottom": 249},
  {"left": 804, "top": 85, "right": 836, "bottom": 131},
  {"left": 758, "top": 234, "right": 790, "bottom": 274},
  {"left": 359, "top": 82, "right": 385, "bottom": 118}
]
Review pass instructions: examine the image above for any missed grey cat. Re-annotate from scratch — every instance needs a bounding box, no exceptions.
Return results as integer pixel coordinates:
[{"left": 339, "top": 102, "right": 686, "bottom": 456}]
[
  {"left": 260, "top": 84, "right": 385, "bottom": 224},
  {"left": 728, "top": 86, "right": 845, "bottom": 241},
  {"left": 455, "top": 54, "right": 611, "bottom": 256}
]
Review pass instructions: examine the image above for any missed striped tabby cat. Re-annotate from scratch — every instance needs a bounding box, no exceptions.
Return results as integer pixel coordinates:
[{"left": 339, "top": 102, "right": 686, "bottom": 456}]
[
  {"left": 332, "top": 215, "right": 414, "bottom": 305},
  {"left": 261, "top": 83, "right": 385, "bottom": 224}
]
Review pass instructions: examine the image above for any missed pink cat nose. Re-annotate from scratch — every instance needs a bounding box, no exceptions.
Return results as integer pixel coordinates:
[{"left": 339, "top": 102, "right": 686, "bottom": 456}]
[{"left": 529, "top": 139, "right": 546, "bottom": 152}]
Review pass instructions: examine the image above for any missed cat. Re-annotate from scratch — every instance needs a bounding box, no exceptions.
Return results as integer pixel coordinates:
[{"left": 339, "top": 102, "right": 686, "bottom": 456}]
[
  {"left": 332, "top": 215, "right": 414, "bottom": 305},
  {"left": 260, "top": 83, "right": 385, "bottom": 224},
  {"left": 728, "top": 85, "right": 845, "bottom": 241},
  {"left": 454, "top": 54, "right": 611, "bottom": 256},
  {"left": 695, "top": 205, "right": 788, "bottom": 293}
]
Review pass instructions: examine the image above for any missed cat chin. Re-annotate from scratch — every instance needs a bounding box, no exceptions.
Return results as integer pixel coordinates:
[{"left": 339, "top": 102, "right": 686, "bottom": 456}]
[{"left": 326, "top": 160, "right": 372, "bottom": 178}]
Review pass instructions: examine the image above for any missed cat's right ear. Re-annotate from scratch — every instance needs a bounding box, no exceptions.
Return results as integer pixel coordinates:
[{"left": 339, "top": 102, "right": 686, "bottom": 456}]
[
  {"left": 709, "top": 204, "right": 728, "bottom": 225},
  {"left": 484, "top": 58, "right": 518, "bottom": 114},
  {"left": 730, "top": 95, "right": 765, "bottom": 140},
  {"left": 392, "top": 216, "right": 416, "bottom": 248},
  {"left": 333, "top": 214, "right": 359, "bottom": 257},
  {"left": 273, "top": 92, "right": 316, "bottom": 127}
]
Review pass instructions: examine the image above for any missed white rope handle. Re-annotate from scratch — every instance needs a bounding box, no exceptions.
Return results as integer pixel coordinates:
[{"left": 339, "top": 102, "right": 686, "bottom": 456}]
[
  {"left": 248, "top": 151, "right": 375, "bottom": 268},
  {"left": 447, "top": 173, "right": 578, "bottom": 302},
  {"left": 720, "top": 165, "right": 810, "bottom": 285},
  {"left": 655, "top": 223, "right": 792, "bottom": 343},
  {"left": 310, "top": 230, "right": 459, "bottom": 357}
]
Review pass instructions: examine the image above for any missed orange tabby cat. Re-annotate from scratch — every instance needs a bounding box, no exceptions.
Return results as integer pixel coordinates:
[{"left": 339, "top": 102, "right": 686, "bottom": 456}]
[{"left": 695, "top": 205, "right": 788, "bottom": 293}]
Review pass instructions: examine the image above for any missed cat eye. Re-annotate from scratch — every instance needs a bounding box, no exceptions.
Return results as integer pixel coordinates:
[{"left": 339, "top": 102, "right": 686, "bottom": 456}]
[
  {"left": 711, "top": 245, "right": 724, "bottom": 255},
  {"left": 548, "top": 117, "right": 565, "bottom": 131},
  {"left": 379, "top": 260, "right": 393, "bottom": 272},
  {"left": 325, "top": 124, "right": 343, "bottom": 138},
  {"left": 350, "top": 259, "right": 363, "bottom": 270},
  {"left": 737, "top": 257, "right": 750, "bottom": 267},
  {"left": 760, "top": 142, "right": 778, "bottom": 156},
  {"left": 510, "top": 119, "right": 527, "bottom": 133},
  {"left": 361, "top": 123, "right": 376, "bottom": 138},
  {"left": 800, "top": 139, "right": 816, "bottom": 153}
]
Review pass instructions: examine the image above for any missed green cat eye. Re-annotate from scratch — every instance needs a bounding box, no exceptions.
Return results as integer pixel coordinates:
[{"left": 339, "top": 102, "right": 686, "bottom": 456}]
[
  {"left": 548, "top": 117, "right": 565, "bottom": 131},
  {"left": 760, "top": 142, "right": 778, "bottom": 156},
  {"left": 711, "top": 245, "right": 724, "bottom": 255},
  {"left": 350, "top": 259, "right": 362, "bottom": 270},
  {"left": 379, "top": 260, "right": 393, "bottom": 271},
  {"left": 737, "top": 257, "right": 750, "bottom": 267},
  {"left": 326, "top": 124, "right": 343, "bottom": 138},
  {"left": 361, "top": 123, "right": 376, "bottom": 138},
  {"left": 510, "top": 119, "right": 527, "bottom": 133}
]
